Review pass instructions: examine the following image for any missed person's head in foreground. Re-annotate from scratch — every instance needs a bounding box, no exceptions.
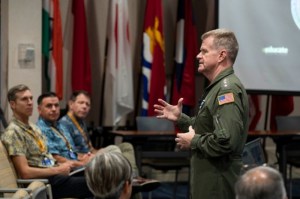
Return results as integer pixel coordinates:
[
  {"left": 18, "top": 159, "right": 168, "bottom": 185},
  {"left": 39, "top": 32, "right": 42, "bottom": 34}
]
[
  {"left": 85, "top": 152, "right": 133, "bottom": 199},
  {"left": 235, "top": 166, "right": 287, "bottom": 199}
]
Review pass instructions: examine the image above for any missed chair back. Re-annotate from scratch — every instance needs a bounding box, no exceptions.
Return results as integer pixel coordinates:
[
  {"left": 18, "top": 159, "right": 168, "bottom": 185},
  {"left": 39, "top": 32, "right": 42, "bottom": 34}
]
[
  {"left": 0, "top": 108, "right": 8, "bottom": 136},
  {"left": 242, "top": 138, "right": 266, "bottom": 167},
  {"left": 276, "top": 115, "right": 300, "bottom": 131},
  {"left": 135, "top": 117, "right": 189, "bottom": 193},
  {"left": 0, "top": 108, "right": 8, "bottom": 128},
  {"left": 0, "top": 141, "right": 19, "bottom": 189},
  {"left": 136, "top": 116, "right": 175, "bottom": 131},
  {"left": 136, "top": 116, "right": 175, "bottom": 151},
  {"left": 0, "top": 141, "right": 51, "bottom": 199}
]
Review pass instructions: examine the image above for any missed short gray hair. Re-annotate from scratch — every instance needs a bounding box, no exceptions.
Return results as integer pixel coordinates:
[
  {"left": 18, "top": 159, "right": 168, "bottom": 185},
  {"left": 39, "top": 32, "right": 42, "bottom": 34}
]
[
  {"left": 7, "top": 84, "right": 30, "bottom": 102},
  {"left": 235, "top": 166, "right": 287, "bottom": 199},
  {"left": 85, "top": 152, "right": 133, "bottom": 199},
  {"left": 201, "top": 28, "right": 239, "bottom": 64}
]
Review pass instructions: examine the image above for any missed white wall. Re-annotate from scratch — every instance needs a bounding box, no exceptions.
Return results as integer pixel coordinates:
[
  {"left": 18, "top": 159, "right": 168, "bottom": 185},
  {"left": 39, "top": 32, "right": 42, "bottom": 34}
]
[
  {"left": 1, "top": 0, "right": 8, "bottom": 114},
  {"left": 4, "top": 0, "right": 42, "bottom": 122}
]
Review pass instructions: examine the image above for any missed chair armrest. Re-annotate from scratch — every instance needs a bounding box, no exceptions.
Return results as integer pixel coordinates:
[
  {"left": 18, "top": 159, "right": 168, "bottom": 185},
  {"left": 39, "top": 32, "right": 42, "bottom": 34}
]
[
  {"left": 0, "top": 188, "right": 31, "bottom": 199},
  {"left": 0, "top": 187, "right": 31, "bottom": 193},
  {"left": 17, "top": 180, "right": 53, "bottom": 199},
  {"left": 16, "top": 178, "right": 49, "bottom": 184}
]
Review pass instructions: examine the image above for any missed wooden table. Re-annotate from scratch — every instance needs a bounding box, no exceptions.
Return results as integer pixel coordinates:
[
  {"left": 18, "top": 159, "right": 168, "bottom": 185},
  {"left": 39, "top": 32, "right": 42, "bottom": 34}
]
[
  {"left": 248, "top": 130, "right": 300, "bottom": 137},
  {"left": 110, "top": 130, "right": 176, "bottom": 137}
]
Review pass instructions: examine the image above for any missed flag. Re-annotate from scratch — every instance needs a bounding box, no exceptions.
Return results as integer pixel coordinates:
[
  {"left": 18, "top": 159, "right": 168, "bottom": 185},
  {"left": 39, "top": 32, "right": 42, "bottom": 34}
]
[
  {"left": 218, "top": 93, "right": 234, "bottom": 105},
  {"left": 141, "top": 0, "right": 166, "bottom": 116},
  {"left": 106, "top": 0, "right": 134, "bottom": 125},
  {"left": 42, "top": 0, "right": 63, "bottom": 99},
  {"left": 249, "top": 95, "right": 262, "bottom": 130},
  {"left": 71, "top": 0, "right": 92, "bottom": 93},
  {"left": 270, "top": 95, "right": 294, "bottom": 131},
  {"left": 171, "top": 0, "right": 197, "bottom": 114}
]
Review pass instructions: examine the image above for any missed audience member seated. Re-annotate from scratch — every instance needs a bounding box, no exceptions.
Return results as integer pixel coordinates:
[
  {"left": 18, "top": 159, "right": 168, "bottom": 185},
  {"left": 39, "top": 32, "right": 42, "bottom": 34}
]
[
  {"left": 1, "top": 84, "right": 93, "bottom": 198},
  {"left": 85, "top": 151, "right": 133, "bottom": 199},
  {"left": 59, "top": 90, "right": 160, "bottom": 192},
  {"left": 235, "top": 166, "right": 287, "bottom": 199},
  {"left": 37, "top": 92, "right": 93, "bottom": 168}
]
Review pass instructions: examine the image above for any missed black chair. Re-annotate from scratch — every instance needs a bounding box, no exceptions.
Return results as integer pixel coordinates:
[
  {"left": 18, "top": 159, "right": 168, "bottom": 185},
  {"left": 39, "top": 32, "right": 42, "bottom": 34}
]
[
  {"left": 136, "top": 116, "right": 175, "bottom": 132},
  {"left": 275, "top": 115, "right": 300, "bottom": 198},
  {"left": 136, "top": 116, "right": 176, "bottom": 151},
  {"left": 0, "top": 107, "right": 8, "bottom": 129},
  {"left": 135, "top": 116, "right": 190, "bottom": 199}
]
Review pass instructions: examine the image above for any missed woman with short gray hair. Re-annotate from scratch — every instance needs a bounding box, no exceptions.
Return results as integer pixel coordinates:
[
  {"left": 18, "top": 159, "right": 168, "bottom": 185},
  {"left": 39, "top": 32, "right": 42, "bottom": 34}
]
[{"left": 85, "top": 152, "right": 133, "bottom": 199}]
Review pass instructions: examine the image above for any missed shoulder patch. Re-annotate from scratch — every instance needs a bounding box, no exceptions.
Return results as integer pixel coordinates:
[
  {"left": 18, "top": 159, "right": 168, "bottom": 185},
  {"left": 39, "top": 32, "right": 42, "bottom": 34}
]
[{"left": 218, "top": 93, "right": 234, "bottom": 105}]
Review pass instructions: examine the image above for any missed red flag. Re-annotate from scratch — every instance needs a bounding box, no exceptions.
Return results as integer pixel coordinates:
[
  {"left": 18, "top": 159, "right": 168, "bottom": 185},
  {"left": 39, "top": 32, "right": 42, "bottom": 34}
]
[
  {"left": 270, "top": 95, "right": 294, "bottom": 130},
  {"left": 141, "top": 0, "right": 166, "bottom": 116},
  {"left": 171, "top": 0, "right": 197, "bottom": 112},
  {"left": 71, "top": 0, "right": 92, "bottom": 93}
]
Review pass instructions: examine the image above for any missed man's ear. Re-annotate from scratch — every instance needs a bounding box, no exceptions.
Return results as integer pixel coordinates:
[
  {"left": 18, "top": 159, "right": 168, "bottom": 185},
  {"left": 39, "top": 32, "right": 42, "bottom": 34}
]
[
  {"left": 68, "top": 100, "right": 73, "bottom": 111},
  {"left": 37, "top": 105, "right": 42, "bottom": 114},
  {"left": 9, "top": 101, "right": 16, "bottom": 110},
  {"left": 122, "top": 180, "right": 132, "bottom": 198},
  {"left": 218, "top": 50, "right": 227, "bottom": 62}
]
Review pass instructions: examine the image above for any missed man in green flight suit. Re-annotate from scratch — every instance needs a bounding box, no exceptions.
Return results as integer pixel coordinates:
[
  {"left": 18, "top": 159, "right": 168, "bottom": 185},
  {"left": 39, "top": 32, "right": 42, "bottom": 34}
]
[{"left": 154, "top": 29, "right": 249, "bottom": 199}]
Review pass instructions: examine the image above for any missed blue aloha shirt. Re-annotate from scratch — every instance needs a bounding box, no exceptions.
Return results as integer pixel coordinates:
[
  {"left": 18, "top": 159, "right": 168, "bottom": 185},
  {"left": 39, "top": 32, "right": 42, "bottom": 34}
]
[
  {"left": 36, "top": 117, "right": 78, "bottom": 160},
  {"left": 59, "top": 114, "right": 90, "bottom": 153}
]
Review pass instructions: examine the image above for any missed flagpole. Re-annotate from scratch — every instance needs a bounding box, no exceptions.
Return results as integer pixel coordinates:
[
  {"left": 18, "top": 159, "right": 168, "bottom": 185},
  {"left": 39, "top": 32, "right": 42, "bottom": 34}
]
[
  {"left": 134, "top": 65, "right": 142, "bottom": 123},
  {"left": 170, "top": 63, "right": 176, "bottom": 105},
  {"left": 99, "top": 38, "right": 109, "bottom": 126},
  {"left": 264, "top": 94, "right": 270, "bottom": 130},
  {"left": 262, "top": 94, "right": 270, "bottom": 162}
]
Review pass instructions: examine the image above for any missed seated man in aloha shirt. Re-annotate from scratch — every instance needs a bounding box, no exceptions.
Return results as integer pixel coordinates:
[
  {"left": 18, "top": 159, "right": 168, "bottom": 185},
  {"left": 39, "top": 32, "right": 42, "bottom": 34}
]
[
  {"left": 1, "top": 84, "right": 93, "bottom": 198},
  {"left": 60, "top": 90, "right": 160, "bottom": 193},
  {"left": 36, "top": 92, "right": 92, "bottom": 168}
]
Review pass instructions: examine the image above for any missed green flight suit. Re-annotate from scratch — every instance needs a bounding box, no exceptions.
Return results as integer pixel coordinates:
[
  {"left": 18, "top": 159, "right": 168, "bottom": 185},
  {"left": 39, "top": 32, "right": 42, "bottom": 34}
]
[{"left": 177, "top": 67, "right": 249, "bottom": 199}]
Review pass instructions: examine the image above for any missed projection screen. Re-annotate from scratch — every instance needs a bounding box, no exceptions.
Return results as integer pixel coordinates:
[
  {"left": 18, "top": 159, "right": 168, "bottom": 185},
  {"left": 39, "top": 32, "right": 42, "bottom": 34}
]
[{"left": 218, "top": 0, "right": 300, "bottom": 94}]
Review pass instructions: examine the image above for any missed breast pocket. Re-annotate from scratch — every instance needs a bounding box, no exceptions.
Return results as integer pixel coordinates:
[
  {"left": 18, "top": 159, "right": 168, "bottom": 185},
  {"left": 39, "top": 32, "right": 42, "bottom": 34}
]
[{"left": 194, "top": 106, "right": 213, "bottom": 133}]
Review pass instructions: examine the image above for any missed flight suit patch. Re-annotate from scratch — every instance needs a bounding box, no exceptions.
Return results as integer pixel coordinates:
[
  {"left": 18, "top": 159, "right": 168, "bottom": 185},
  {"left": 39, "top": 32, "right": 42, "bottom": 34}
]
[{"left": 218, "top": 93, "right": 234, "bottom": 105}]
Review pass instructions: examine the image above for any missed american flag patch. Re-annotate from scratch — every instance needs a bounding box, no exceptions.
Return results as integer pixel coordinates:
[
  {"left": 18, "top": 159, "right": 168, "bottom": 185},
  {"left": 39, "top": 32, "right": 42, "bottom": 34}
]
[{"left": 218, "top": 93, "right": 234, "bottom": 105}]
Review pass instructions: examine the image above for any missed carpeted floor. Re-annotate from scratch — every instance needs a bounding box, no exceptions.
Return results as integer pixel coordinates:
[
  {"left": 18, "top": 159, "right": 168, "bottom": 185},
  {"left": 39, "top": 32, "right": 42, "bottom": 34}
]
[{"left": 142, "top": 182, "right": 189, "bottom": 199}]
